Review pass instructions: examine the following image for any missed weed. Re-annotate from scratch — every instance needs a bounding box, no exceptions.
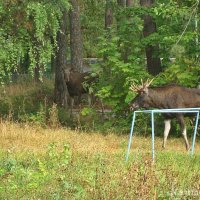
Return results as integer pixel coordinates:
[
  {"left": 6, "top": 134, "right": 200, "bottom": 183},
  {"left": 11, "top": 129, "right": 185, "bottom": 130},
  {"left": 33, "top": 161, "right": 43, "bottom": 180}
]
[
  {"left": 0, "top": 122, "right": 200, "bottom": 199},
  {"left": 48, "top": 103, "right": 60, "bottom": 129}
]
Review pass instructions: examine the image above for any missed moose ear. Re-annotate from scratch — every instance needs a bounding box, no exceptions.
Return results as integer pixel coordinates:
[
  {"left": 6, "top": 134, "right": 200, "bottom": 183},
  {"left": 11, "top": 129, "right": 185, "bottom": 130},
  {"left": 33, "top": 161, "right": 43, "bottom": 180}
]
[{"left": 62, "top": 67, "right": 71, "bottom": 81}]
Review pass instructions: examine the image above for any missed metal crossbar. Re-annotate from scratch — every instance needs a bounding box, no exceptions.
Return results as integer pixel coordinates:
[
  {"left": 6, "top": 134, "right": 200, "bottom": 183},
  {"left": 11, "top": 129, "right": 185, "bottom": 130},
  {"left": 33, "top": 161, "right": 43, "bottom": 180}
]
[{"left": 126, "top": 108, "right": 200, "bottom": 161}]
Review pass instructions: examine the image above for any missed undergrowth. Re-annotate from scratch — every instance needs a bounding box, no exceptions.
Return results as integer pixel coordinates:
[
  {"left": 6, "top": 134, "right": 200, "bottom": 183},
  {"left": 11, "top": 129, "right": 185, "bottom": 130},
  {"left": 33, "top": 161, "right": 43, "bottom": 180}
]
[
  {"left": 0, "top": 143, "right": 200, "bottom": 199},
  {"left": 0, "top": 118, "right": 199, "bottom": 199},
  {"left": 0, "top": 78, "right": 132, "bottom": 133},
  {"left": 0, "top": 77, "right": 198, "bottom": 136}
]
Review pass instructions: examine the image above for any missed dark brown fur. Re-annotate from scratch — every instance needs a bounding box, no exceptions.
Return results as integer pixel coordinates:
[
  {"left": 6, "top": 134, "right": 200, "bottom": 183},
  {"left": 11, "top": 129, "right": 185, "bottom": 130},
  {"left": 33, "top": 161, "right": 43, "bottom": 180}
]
[
  {"left": 130, "top": 84, "right": 200, "bottom": 150},
  {"left": 63, "top": 69, "right": 97, "bottom": 109}
]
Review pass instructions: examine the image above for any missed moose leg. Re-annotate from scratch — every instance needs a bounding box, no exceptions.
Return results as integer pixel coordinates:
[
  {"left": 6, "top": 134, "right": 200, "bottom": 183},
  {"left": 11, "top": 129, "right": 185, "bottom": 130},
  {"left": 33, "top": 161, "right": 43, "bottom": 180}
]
[
  {"left": 177, "top": 115, "right": 190, "bottom": 151},
  {"left": 70, "top": 97, "right": 74, "bottom": 115},
  {"left": 162, "top": 119, "right": 171, "bottom": 148},
  {"left": 77, "top": 94, "right": 82, "bottom": 109},
  {"left": 88, "top": 94, "right": 92, "bottom": 107}
]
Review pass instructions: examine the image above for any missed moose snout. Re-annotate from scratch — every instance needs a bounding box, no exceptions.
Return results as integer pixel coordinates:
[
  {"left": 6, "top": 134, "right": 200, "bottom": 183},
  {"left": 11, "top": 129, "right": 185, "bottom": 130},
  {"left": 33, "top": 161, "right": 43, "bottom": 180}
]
[{"left": 129, "top": 103, "right": 139, "bottom": 111}]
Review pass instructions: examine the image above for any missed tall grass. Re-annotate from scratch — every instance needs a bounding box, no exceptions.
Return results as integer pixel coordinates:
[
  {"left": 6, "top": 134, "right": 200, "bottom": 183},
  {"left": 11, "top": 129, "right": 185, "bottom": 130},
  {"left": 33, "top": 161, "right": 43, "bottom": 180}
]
[
  {"left": 0, "top": 120, "right": 200, "bottom": 199},
  {"left": 0, "top": 78, "right": 200, "bottom": 199}
]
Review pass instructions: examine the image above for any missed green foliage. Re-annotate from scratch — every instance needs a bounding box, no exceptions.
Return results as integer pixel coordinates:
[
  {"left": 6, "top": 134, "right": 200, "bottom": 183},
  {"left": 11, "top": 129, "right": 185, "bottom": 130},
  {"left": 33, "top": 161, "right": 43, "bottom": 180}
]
[
  {"left": 94, "top": 5, "right": 149, "bottom": 119},
  {"left": 0, "top": 0, "right": 70, "bottom": 82},
  {"left": 97, "top": 31, "right": 149, "bottom": 114},
  {"left": 57, "top": 106, "right": 72, "bottom": 126},
  {"left": 0, "top": 143, "right": 71, "bottom": 199},
  {"left": 84, "top": 0, "right": 200, "bottom": 131},
  {"left": 153, "top": 0, "right": 200, "bottom": 64},
  {"left": 1, "top": 0, "right": 200, "bottom": 132},
  {"left": 80, "top": 0, "right": 106, "bottom": 57},
  {"left": 0, "top": 78, "right": 54, "bottom": 125},
  {"left": 0, "top": 143, "right": 200, "bottom": 199},
  {"left": 28, "top": 104, "right": 46, "bottom": 126},
  {"left": 154, "top": 58, "right": 200, "bottom": 87}
]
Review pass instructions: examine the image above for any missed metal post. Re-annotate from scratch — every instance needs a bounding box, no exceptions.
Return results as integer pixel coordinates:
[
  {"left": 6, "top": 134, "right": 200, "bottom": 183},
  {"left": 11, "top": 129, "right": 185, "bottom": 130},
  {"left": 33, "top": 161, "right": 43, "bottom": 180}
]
[
  {"left": 126, "top": 112, "right": 136, "bottom": 161},
  {"left": 126, "top": 108, "right": 200, "bottom": 162},
  {"left": 191, "top": 111, "right": 199, "bottom": 156},
  {"left": 195, "top": 1, "right": 199, "bottom": 60},
  {"left": 151, "top": 111, "right": 155, "bottom": 161}
]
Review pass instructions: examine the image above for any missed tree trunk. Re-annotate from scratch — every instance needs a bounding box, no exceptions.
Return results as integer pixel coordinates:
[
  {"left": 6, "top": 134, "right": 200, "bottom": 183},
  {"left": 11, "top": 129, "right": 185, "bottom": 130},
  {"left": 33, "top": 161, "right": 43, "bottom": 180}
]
[
  {"left": 51, "top": 54, "right": 56, "bottom": 74},
  {"left": 69, "top": 0, "right": 83, "bottom": 72},
  {"left": 33, "top": 39, "right": 42, "bottom": 83},
  {"left": 105, "top": 0, "right": 113, "bottom": 29},
  {"left": 117, "top": 0, "right": 126, "bottom": 7},
  {"left": 51, "top": 37, "right": 56, "bottom": 74},
  {"left": 140, "top": 0, "right": 162, "bottom": 75},
  {"left": 123, "top": 0, "right": 134, "bottom": 62},
  {"left": 126, "top": 0, "right": 133, "bottom": 6},
  {"left": 104, "top": 0, "right": 113, "bottom": 63},
  {"left": 34, "top": 64, "right": 40, "bottom": 82},
  {"left": 54, "top": 10, "right": 69, "bottom": 108}
]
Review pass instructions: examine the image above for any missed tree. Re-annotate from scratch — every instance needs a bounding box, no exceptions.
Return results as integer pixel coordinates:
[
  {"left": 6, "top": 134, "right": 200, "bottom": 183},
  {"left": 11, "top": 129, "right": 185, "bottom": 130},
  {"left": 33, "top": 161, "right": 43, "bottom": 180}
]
[
  {"left": 0, "top": 0, "right": 69, "bottom": 82},
  {"left": 126, "top": 0, "right": 133, "bottom": 6},
  {"left": 116, "top": 0, "right": 135, "bottom": 62},
  {"left": 69, "top": 0, "right": 83, "bottom": 71},
  {"left": 105, "top": 0, "right": 113, "bottom": 29},
  {"left": 140, "top": 0, "right": 162, "bottom": 75},
  {"left": 117, "top": 0, "right": 126, "bottom": 7},
  {"left": 54, "top": 10, "right": 69, "bottom": 108},
  {"left": 124, "top": 0, "right": 134, "bottom": 62}
]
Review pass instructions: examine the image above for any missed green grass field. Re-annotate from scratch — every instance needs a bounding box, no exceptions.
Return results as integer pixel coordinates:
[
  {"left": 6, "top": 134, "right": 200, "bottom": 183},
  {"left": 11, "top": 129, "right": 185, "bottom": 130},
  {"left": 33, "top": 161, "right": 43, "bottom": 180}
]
[{"left": 0, "top": 121, "right": 200, "bottom": 199}]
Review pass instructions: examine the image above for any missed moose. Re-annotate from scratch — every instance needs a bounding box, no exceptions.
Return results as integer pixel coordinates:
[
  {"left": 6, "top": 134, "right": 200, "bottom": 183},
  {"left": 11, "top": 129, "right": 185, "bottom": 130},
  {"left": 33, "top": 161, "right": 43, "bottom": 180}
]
[
  {"left": 129, "top": 79, "right": 200, "bottom": 150},
  {"left": 62, "top": 68, "right": 98, "bottom": 111}
]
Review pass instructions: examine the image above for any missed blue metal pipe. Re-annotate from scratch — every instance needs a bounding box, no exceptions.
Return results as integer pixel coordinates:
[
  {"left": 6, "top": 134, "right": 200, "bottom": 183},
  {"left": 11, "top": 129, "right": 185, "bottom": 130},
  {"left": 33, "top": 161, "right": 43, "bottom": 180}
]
[
  {"left": 126, "top": 108, "right": 200, "bottom": 161},
  {"left": 151, "top": 111, "right": 155, "bottom": 161},
  {"left": 191, "top": 111, "right": 200, "bottom": 155},
  {"left": 126, "top": 112, "right": 136, "bottom": 162}
]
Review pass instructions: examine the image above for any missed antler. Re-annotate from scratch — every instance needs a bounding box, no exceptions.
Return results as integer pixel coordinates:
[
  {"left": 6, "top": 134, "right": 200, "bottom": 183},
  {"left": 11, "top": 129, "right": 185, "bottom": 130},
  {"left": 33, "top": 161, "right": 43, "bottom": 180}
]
[
  {"left": 130, "top": 78, "right": 154, "bottom": 93},
  {"left": 129, "top": 84, "right": 140, "bottom": 92},
  {"left": 144, "top": 78, "right": 154, "bottom": 87},
  {"left": 130, "top": 80, "right": 144, "bottom": 92}
]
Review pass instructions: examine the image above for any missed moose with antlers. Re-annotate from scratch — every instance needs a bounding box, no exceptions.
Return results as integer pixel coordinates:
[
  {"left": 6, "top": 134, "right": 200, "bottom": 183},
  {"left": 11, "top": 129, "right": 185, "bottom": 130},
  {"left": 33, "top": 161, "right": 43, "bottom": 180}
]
[{"left": 129, "top": 79, "right": 200, "bottom": 150}]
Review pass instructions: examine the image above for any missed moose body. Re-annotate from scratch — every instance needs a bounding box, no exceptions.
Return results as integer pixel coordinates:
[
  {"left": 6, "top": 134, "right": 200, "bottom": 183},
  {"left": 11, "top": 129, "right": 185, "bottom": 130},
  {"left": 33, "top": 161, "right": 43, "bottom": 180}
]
[
  {"left": 66, "top": 71, "right": 90, "bottom": 99},
  {"left": 63, "top": 69, "right": 97, "bottom": 110},
  {"left": 130, "top": 82, "right": 200, "bottom": 150}
]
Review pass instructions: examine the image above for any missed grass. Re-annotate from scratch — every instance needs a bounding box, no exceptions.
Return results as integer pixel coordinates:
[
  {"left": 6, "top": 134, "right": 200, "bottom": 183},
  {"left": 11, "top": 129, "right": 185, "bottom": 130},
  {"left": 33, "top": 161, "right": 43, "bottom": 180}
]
[{"left": 0, "top": 120, "right": 200, "bottom": 199}]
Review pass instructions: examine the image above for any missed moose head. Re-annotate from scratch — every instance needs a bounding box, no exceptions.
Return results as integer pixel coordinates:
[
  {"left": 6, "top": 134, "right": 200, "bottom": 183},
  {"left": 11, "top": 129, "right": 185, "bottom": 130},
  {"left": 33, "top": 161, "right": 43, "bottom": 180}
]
[{"left": 129, "top": 78, "right": 154, "bottom": 111}]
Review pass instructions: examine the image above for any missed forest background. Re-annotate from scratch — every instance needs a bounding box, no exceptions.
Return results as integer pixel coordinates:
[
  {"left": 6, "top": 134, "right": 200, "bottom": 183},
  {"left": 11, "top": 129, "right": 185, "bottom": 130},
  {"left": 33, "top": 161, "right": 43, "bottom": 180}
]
[
  {"left": 1, "top": 1, "right": 200, "bottom": 199},
  {"left": 0, "top": 0, "right": 200, "bottom": 133}
]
